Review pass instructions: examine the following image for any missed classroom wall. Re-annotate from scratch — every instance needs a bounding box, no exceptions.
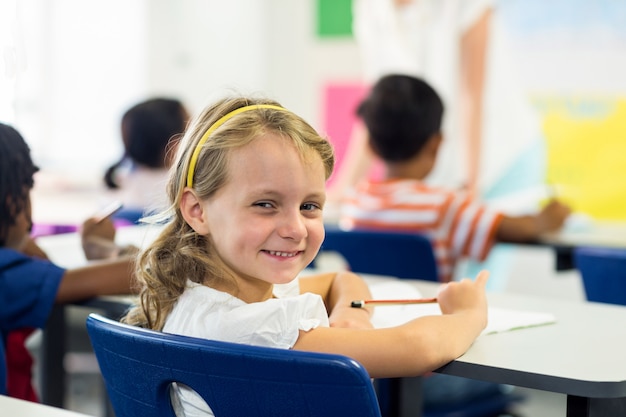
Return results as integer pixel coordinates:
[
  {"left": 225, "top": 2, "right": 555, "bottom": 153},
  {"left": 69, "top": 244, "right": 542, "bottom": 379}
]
[
  {"left": 4, "top": 0, "right": 626, "bottom": 212},
  {"left": 144, "top": 0, "right": 362, "bottom": 133},
  {"left": 1, "top": 0, "right": 361, "bottom": 181},
  {"left": 2, "top": 0, "right": 622, "bottom": 299}
]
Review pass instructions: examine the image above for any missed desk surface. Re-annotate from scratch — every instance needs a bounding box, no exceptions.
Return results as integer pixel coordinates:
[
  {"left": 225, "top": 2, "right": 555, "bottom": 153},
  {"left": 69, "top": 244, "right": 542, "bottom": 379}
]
[
  {"left": 404, "top": 278, "right": 626, "bottom": 400},
  {"left": 539, "top": 220, "right": 626, "bottom": 250},
  {"left": 91, "top": 274, "right": 626, "bottom": 401},
  {"left": 36, "top": 225, "right": 163, "bottom": 268},
  {"left": 0, "top": 395, "right": 94, "bottom": 417}
]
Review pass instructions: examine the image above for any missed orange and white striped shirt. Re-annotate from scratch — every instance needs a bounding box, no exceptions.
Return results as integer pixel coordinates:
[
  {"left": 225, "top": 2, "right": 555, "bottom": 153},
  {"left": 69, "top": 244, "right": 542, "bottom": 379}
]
[{"left": 339, "top": 179, "right": 503, "bottom": 282}]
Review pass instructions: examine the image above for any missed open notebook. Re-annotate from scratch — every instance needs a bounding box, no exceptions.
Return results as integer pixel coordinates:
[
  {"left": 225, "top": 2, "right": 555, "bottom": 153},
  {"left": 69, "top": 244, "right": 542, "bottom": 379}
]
[{"left": 368, "top": 280, "right": 556, "bottom": 335}]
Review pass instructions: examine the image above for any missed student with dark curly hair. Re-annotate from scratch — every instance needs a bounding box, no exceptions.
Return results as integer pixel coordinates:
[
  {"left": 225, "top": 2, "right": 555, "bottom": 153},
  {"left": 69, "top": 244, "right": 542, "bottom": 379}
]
[{"left": 0, "top": 122, "right": 136, "bottom": 400}]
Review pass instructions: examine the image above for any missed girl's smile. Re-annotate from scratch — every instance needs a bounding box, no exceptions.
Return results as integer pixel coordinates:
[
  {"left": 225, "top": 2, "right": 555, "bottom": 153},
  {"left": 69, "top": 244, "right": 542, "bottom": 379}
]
[{"left": 263, "top": 250, "right": 303, "bottom": 258}]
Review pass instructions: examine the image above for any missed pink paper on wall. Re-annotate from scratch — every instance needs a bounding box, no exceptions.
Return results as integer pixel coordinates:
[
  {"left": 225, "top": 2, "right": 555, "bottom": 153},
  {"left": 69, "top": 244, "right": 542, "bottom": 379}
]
[{"left": 322, "top": 82, "right": 370, "bottom": 186}]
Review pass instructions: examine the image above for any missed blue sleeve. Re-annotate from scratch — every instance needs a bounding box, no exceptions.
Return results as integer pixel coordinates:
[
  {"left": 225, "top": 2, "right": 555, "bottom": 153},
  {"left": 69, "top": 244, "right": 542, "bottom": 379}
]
[{"left": 0, "top": 249, "right": 65, "bottom": 332}]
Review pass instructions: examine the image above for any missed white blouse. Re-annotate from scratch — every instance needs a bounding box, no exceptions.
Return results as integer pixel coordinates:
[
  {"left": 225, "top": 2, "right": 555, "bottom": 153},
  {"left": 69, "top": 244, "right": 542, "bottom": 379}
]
[{"left": 163, "top": 279, "right": 329, "bottom": 417}]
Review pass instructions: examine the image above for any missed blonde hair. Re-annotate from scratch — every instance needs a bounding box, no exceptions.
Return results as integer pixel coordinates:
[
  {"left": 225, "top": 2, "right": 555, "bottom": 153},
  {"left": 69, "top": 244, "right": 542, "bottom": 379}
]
[{"left": 123, "top": 96, "right": 335, "bottom": 330}]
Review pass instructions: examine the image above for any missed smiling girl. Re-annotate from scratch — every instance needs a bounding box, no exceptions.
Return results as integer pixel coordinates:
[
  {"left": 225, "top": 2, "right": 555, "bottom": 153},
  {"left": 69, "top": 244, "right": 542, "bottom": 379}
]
[{"left": 122, "top": 97, "right": 489, "bottom": 416}]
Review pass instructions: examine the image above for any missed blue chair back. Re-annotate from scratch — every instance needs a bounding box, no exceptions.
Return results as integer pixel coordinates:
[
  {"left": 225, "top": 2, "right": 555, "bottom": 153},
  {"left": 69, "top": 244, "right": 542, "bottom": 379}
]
[
  {"left": 574, "top": 246, "right": 626, "bottom": 305},
  {"left": 315, "top": 227, "right": 438, "bottom": 281},
  {"left": 86, "top": 314, "right": 381, "bottom": 417}
]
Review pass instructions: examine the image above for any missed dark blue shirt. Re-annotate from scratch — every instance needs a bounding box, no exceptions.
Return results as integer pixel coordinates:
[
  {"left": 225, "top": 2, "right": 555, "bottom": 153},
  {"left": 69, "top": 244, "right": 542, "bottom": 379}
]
[{"left": 0, "top": 248, "right": 65, "bottom": 395}]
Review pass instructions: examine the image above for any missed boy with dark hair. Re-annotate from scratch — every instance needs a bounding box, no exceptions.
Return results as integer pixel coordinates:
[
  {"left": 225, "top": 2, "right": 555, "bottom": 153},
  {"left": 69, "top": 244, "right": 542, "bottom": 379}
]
[
  {"left": 0, "top": 122, "right": 135, "bottom": 399},
  {"left": 340, "top": 73, "right": 571, "bottom": 410},
  {"left": 341, "top": 74, "right": 571, "bottom": 282}
]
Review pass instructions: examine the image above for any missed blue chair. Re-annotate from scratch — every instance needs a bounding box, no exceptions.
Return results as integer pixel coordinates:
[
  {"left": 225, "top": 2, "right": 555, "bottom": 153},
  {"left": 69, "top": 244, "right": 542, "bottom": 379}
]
[
  {"left": 312, "top": 227, "right": 523, "bottom": 417},
  {"left": 314, "top": 226, "right": 438, "bottom": 281},
  {"left": 86, "top": 313, "right": 382, "bottom": 417},
  {"left": 574, "top": 246, "right": 626, "bottom": 305}
]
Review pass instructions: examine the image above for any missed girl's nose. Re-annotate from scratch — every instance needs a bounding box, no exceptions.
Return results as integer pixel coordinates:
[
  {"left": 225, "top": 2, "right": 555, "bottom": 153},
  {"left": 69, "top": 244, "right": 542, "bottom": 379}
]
[{"left": 277, "top": 211, "right": 307, "bottom": 240}]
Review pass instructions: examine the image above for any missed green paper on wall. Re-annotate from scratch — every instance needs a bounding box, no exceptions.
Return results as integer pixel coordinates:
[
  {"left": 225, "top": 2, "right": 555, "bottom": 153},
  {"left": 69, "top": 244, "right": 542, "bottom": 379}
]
[{"left": 317, "top": 0, "right": 352, "bottom": 37}]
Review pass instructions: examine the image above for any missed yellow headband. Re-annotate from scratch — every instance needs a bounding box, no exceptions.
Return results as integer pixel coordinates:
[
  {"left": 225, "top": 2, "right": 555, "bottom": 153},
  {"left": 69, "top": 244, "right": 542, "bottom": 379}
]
[{"left": 186, "top": 104, "right": 286, "bottom": 187}]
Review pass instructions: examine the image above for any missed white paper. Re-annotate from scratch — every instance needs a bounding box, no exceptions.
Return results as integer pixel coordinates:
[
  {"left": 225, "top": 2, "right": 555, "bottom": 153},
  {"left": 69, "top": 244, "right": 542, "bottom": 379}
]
[{"left": 367, "top": 280, "right": 556, "bottom": 335}]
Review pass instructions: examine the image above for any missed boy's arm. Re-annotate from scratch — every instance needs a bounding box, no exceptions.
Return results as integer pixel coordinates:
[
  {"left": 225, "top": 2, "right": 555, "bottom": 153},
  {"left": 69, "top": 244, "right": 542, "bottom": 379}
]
[
  {"left": 496, "top": 199, "right": 571, "bottom": 242},
  {"left": 299, "top": 271, "right": 373, "bottom": 329},
  {"left": 55, "top": 257, "right": 135, "bottom": 303}
]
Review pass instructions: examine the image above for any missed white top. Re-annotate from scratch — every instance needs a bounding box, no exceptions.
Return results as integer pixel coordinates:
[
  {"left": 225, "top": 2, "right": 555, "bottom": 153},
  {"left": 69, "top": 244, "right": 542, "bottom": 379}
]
[
  {"left": 106, "top": 165, "right": 170, "bottom": 213},
  {"left": 162, "top": 279, "right": 329, "bottom": 417},
  {"left": 353, "top": 0, "right": 492, "bottom": 84}
]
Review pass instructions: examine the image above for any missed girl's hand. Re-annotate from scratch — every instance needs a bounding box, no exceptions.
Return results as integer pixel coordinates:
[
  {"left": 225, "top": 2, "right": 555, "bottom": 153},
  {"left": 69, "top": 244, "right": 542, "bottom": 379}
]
[{"left": 437, "top": 270, "right": 489, "bottom": 318}]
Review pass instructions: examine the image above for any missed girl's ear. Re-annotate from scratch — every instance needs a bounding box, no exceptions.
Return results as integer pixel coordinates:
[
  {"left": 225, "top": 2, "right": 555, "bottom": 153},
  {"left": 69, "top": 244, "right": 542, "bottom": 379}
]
[{"left": 180, "top": 188, "right": 210, "bottom": 235}]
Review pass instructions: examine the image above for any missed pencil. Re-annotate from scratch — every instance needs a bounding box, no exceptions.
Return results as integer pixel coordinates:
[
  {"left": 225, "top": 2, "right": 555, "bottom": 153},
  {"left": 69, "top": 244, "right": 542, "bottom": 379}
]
[
  {"left": 350, "top": 298, "right": 438, "bottom": 308},
  {"left": 94, "top": 201, "right": 124, "bottom": 224}
]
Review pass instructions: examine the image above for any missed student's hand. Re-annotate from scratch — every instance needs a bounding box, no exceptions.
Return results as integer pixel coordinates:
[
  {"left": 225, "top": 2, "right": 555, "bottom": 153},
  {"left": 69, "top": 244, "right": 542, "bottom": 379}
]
[
  {"left": 537, "top": 199, "right": 571, "bottom": 232},
  {"left": 437, "top": 270, "right": 489, "bottom": 325},
  {"left": 81, "top": 216, "right": 116, "bottom": 241},
  {"left": 81, "top": 217, "right": 118, "bottom": 260},
  {"left": 329, "top": 305, "right": 374, "bottom": 329}
]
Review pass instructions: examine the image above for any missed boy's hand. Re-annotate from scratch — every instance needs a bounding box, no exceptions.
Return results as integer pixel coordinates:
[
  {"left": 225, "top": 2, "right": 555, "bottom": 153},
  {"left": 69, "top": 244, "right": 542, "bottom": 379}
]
[{"left": 537, "top": 199, "right": 571, "bottom": 232}]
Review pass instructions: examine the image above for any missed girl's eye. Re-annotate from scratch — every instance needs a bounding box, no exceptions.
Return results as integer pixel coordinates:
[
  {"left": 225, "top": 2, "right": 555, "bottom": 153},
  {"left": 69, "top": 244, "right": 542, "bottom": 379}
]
[
  {"left": 254, "top": 202, "right": 274, "bottom": 209},
  {"left": 301, "top": 203, "right": 320, "bottom": 212}
]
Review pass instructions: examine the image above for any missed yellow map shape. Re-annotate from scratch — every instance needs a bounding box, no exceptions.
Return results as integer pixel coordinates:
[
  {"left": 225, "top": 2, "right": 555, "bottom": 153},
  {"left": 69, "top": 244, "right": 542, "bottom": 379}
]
[{"left": 540, "top": 97, "right": 626, "bottom": 221}]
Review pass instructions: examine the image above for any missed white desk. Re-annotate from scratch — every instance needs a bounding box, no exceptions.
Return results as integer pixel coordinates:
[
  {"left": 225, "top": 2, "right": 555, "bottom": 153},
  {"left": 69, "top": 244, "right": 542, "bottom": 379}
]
[
  {"left": 400, "top": 278, "right": 626, "bottom": 417},
  {"left": 63, "top": 277, "right": 626, "bottom": 417},
  {"left": 540, "top": 220, "right": 626, "bottom": 249},
  {"left": 0, "top": 395, "right": 94, "bottom": 417},
  {"left": 537, "top": 220, "right": 626, "bottom": 270},
  {"left": 36, "top": 225, "right": 163, "bottom": 268}
]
